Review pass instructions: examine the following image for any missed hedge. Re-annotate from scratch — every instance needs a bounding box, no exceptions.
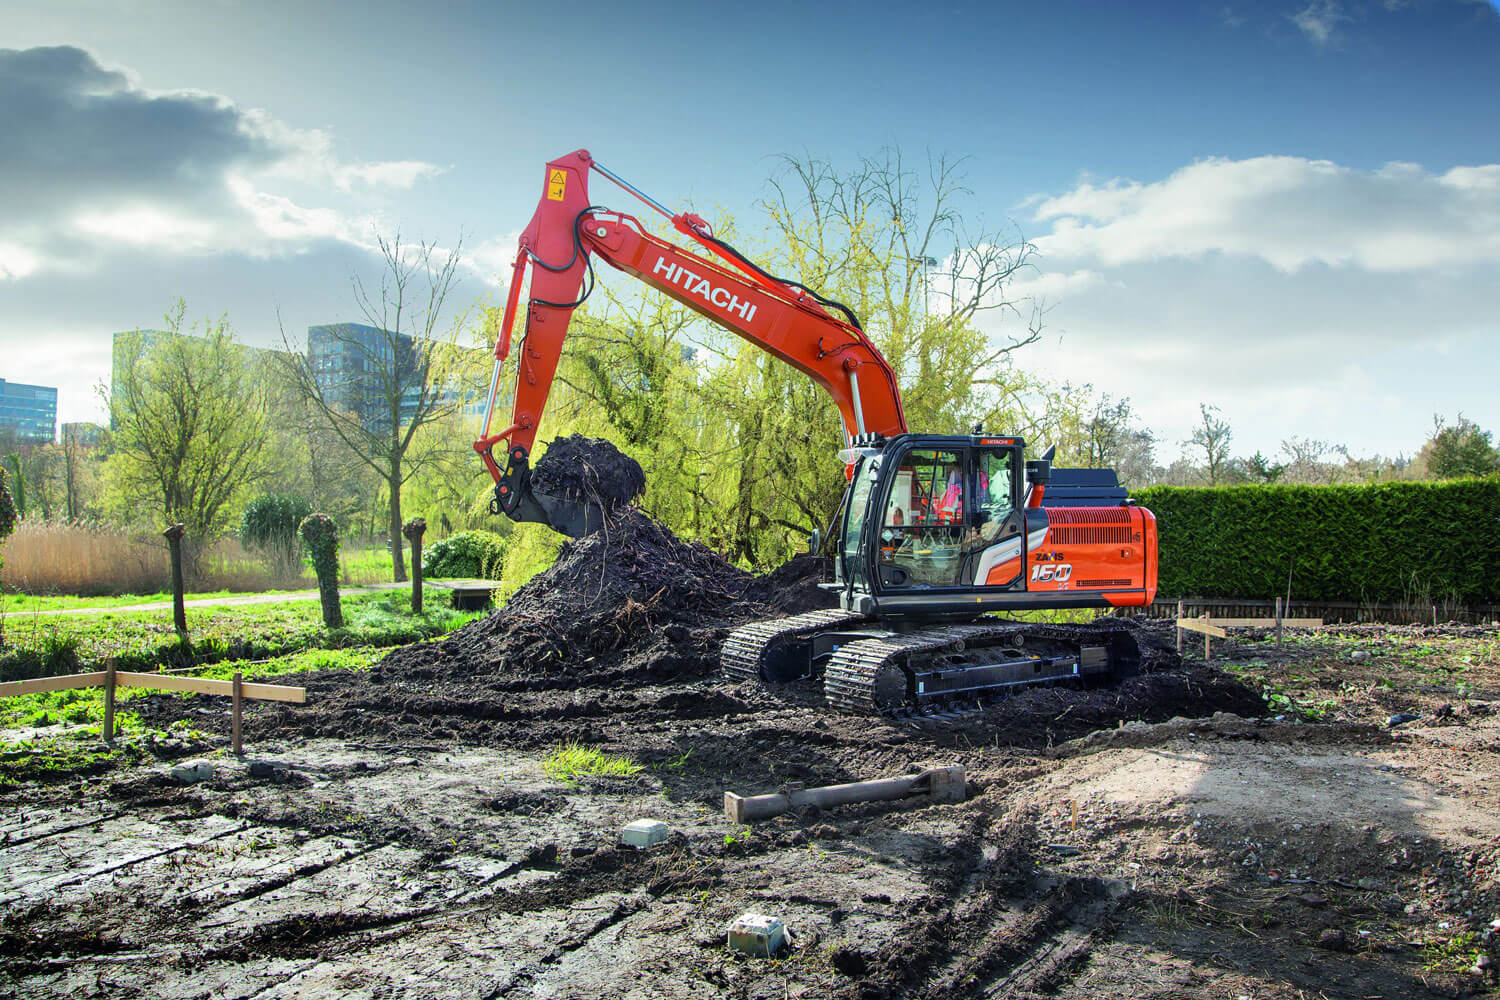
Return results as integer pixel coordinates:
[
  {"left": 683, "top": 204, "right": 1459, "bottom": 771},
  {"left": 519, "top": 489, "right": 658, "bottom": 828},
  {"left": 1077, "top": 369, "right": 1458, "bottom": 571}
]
[
  {"left": 1134, "top": 479, "right": 1500, "bottom": 604},
  {"left": 423, "top": 530, "right": 506, "bottom": 580}
]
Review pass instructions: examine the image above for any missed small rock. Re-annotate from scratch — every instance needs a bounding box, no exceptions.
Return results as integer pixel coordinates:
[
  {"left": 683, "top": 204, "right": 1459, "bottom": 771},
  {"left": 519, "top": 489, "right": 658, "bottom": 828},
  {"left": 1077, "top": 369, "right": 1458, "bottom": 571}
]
[
  {"left": 1386, "top": 713, "right": 1420, "bottom": 727},
  {"left": 248, "top": 760, "right": 283, "bottom": 779},
  {"left": 1351, "top": 650, "right": 1371, "bottom": 662},
  {"left": 169, "top": 762, "right": 213, "bottom": 785},
  {"left": 809, "top": 824, "right": 839, "bottom": 840},
  {"left": 1316, "top": 927, "right": 1349, "bottom": 951},
  {"left": 1357, "top": 878, "right": 1382, "bottom": 892},
  {"left": 1298, "top": 892, "right": 1329, "bottom": 908}
]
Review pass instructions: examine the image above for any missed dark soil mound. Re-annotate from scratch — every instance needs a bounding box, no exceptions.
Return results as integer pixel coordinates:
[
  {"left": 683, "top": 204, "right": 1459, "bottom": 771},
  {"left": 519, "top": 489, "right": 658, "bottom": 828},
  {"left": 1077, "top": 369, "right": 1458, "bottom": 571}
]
[
  {"left": 377, "top": 509, "right": 835, "bottom": 688},
  {"left": 529, "top": 435, "right": 646, "bottom": 510}
]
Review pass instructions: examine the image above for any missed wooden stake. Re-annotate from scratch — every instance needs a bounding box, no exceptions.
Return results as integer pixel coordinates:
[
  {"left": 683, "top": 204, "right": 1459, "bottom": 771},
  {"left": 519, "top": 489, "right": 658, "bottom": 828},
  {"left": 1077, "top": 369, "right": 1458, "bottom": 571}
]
[
  {"left": 232, "top": 670, "right": 243, "bottom": 756},
  {"left": 1275, "top": 596, "right": 1284, "bottom": 648},
  {"left": 1176, "top": 599, "right": 1184, "bottom": 652},
  {"left": 1204, "top": 612, "right": 1212, "bottom": 660},
  {"left": 103, "top": 660, "right": 116, "bottom": 743},
  {"left": 1070, "top": 799, "right": 1079, "bottom": 832}
]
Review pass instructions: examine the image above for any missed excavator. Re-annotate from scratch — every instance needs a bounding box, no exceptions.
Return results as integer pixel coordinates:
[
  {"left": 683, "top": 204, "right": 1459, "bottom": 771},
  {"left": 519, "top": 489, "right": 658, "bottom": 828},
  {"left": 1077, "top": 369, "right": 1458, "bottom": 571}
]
[{"left": 475, "top": 149, "right": 1158, "bottom": 716}]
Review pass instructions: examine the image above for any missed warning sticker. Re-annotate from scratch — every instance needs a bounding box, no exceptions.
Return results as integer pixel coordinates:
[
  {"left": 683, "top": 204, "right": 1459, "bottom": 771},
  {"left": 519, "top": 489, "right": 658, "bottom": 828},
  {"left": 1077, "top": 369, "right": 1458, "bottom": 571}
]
[{"left": 546, "top": 168, "right": 567, "bottom": 201}]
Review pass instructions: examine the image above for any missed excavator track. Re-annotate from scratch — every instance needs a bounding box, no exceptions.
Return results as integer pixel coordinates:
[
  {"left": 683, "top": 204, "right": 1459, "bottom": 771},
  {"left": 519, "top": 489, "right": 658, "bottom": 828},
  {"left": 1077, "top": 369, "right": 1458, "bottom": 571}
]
[
  {"left": 824, "top": 621, "right": 1134, "bottom": 717},
  {"left": 721, "top": 608, "right": 866, "bottom": 683}
]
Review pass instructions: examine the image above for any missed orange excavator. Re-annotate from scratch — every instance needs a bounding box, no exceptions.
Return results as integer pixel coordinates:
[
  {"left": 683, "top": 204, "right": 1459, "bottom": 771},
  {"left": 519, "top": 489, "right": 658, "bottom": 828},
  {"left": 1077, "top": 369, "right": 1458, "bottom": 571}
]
[{"left": 476, "top": 150, "right": 1157, "bottom": 716}]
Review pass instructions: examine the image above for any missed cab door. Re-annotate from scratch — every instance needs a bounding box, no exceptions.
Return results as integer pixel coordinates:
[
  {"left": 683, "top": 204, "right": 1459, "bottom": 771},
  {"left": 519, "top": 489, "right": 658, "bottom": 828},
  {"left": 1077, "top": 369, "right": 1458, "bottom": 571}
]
[{"left": 963, "top": 447, "right": 1027, "bottom": 590}]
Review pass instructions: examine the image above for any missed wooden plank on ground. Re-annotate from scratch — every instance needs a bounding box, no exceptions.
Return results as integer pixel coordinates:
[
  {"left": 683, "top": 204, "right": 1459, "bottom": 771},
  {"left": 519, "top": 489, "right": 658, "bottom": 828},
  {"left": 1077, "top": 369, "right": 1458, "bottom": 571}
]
[
  {"left": 0, "top": 671, "right": 108, "bottom": 698},
  {"left": 1209, "top": 617, "right": 1323, "bottom": 628},
  {"left": 116, "top": 672, "right": 305, "bottom": 703},
  {"left": 1176, "top": 618, "right": 1227, "bottom": 639}
]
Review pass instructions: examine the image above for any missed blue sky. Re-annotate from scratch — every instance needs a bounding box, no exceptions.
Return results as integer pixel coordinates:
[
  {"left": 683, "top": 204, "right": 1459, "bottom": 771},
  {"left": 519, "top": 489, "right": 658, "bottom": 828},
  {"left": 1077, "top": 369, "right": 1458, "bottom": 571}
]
[{"left": 4, "top": 0, "right": 1498, "bottom": 461}]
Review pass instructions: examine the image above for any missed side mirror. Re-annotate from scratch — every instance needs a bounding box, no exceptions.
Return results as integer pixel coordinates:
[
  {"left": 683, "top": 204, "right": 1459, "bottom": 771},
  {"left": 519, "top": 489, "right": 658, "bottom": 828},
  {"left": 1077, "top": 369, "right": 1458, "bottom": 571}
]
[{"left": 808, "top": 528, "right": 822, "bottom": 555}]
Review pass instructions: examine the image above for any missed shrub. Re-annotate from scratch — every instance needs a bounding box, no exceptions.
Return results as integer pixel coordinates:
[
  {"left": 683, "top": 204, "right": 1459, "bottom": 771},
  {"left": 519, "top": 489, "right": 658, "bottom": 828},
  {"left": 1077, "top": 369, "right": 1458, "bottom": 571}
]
[
  {"left": 0, "top": 465, "right": 16, "bottom": 572},
  {"left": 1135, "top": 478, "right": 1500, "bottom": 603},
  {"left": 299, "top": 513, "right": 343, "bottom": 628},
  {"left": 423, "top": 530, "right": 506, "bottom": 579},
  {"left": 240, "top": 494, "right": 313, "bottom": 579}
]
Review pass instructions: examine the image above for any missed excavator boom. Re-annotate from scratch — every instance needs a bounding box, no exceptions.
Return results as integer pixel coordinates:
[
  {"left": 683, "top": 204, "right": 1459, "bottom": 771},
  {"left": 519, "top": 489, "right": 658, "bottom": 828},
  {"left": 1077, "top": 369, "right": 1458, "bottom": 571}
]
[{"left": 475, "top": 149, "right": 905, "bottom": 534}]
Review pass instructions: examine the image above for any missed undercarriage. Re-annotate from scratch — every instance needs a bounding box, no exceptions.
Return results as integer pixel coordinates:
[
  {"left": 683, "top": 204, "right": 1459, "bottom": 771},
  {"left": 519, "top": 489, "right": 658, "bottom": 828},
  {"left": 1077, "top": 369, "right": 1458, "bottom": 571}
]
[{"left": 722, "top": 610, "right": 1143, "bottom": 717}]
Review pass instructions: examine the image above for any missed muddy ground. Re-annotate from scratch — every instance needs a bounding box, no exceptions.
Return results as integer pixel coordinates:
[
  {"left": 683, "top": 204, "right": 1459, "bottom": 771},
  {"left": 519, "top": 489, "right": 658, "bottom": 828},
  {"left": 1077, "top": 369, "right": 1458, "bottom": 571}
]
[
  {"left": 3, "top": 618, "right": 1497, "bottom": 999},
  {"left": 4, "top": 481, "right": 1499, "bottom": 998}
]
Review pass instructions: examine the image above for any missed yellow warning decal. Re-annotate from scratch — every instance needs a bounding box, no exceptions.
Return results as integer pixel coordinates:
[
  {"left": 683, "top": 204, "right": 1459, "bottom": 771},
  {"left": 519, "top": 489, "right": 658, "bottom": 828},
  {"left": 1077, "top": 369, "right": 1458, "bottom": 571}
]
[{"left": 546, "top": 168, "right": 567, "bottom": 201}]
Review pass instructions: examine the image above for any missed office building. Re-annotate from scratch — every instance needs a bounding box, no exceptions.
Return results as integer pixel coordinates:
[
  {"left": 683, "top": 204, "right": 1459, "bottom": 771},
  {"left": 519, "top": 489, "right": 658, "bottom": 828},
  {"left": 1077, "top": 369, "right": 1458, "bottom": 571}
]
[{"left": 0, "top": 378, "right": 58, "bottom": 443}]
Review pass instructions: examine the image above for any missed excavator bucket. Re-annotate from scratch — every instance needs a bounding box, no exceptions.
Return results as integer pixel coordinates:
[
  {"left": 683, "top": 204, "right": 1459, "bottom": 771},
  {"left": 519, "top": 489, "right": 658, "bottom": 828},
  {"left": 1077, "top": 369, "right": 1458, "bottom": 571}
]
[{"left": 494, "top": 436, "right": 646, "bottom": 539}]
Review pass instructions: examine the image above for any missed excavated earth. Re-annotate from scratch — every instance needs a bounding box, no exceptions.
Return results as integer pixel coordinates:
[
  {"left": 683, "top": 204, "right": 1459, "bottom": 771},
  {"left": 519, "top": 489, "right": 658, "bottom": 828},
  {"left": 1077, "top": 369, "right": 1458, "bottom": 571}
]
[{"left": 4, "top": 447, "right": 1499, "bottom": 998}]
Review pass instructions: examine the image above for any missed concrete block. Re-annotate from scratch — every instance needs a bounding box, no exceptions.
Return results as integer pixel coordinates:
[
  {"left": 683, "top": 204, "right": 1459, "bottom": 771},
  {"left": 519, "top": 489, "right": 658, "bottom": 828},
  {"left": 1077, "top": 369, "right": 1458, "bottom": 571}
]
[
  {"left": 620, "top": 819, "right": 669, "bottom": 848},
  {"left": 727, "top": 912, "right": 785, "bottom": 957},
  {"left": 169, "top": 762, "right": 214, "bottom": 784}
]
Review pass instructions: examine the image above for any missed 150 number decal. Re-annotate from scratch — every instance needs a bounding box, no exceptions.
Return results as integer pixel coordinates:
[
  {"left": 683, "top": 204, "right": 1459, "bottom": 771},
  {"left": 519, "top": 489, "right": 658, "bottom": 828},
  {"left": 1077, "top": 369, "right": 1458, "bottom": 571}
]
[{"left": 1030, "top": 563, "right": 1073, "bottom": 583}]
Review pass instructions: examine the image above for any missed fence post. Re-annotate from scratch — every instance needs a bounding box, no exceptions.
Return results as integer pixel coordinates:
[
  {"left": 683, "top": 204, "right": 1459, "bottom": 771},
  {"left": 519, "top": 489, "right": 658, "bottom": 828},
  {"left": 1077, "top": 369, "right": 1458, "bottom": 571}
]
[
  {"left": 232, "top": 671, "right": 243, "bottom": 756},
  {"left": 162, "top": 523, "right": 187, "bottom": 639},
  {"left": 103, "top": 660, "right": 117, "bottom": 743},
  {"left": 1275, "top": 596, "right": 1284, "bottom": 648},
  {"left": 1204, "top": 612, "right": 1211, "bottom": 660},
  {"left": 402, "top": 518, "right": 427, "bottom": 615},
  {"left": 1176, "top": 599, "right": 1184, "bottom": 653}
]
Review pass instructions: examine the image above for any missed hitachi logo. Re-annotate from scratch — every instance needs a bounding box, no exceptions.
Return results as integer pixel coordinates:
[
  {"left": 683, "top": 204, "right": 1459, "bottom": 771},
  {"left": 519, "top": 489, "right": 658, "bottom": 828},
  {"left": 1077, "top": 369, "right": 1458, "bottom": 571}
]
[{"left": 652, "top": 257, "right": 758, "bottom": 322}]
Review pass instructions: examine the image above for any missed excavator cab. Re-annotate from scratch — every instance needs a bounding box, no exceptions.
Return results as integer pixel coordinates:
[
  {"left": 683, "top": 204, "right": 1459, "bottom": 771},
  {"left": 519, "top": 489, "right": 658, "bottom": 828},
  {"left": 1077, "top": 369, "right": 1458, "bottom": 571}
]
[{"left": 834, "top": 434, "right": 1156, "bottom": 617}]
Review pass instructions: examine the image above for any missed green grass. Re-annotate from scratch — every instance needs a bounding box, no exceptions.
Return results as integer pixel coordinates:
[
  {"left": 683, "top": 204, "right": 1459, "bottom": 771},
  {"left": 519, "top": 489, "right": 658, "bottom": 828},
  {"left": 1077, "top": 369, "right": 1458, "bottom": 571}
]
[
  {"left": 0, "top": 592, "right": 480, "bottom": 682},
  {"left": 0, "top": 588, "right": 311, "bottom": 614},
  {"left": 0, "top": 646, "right": 384, "bottom": 731},
  {"left": 542, "top": 742, "right": 644, "bottom": 782}
]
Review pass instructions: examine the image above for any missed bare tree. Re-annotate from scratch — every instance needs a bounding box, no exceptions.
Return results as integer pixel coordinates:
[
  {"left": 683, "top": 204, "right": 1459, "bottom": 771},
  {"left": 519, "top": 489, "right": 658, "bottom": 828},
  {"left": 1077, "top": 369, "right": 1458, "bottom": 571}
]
[
  {"left": 760, "top": 149, "right": 1043, "bottom": 433},
  {"left": 1184, "top": 403, "right": 1233, "bottom": 485},
  {"left": 278, "top": 233, "right": 474, "bottom": 581}
]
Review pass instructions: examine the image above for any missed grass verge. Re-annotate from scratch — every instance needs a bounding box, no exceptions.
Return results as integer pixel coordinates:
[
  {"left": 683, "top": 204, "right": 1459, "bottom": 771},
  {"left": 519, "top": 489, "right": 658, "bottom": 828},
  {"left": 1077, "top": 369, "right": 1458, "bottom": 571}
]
[{"left": 0, "top": 593, "right": 480, "bottom": 682}]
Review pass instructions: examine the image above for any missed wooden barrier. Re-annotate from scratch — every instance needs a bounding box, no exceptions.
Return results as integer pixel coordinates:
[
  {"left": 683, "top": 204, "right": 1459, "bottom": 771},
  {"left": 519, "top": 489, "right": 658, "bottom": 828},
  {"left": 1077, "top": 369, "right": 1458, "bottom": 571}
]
[
  {"left": 1175, "top": 609, "right": 1325, "bottom": 659},
  {"left": 0, "top": 665, "right": 305, "bottom": 752}
]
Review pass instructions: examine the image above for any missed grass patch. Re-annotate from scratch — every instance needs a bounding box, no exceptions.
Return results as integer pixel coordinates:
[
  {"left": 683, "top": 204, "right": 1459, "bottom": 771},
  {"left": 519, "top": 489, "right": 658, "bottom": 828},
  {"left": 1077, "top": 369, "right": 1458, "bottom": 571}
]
[
  {"left": 0, "top": 593, "right": 479, "bottom": 682},
  {"left": 0, "top": 646, "right": 385, "bottom": 731},
  {"left": 543, "top": 742, "right": 644, "bottom": 782}
]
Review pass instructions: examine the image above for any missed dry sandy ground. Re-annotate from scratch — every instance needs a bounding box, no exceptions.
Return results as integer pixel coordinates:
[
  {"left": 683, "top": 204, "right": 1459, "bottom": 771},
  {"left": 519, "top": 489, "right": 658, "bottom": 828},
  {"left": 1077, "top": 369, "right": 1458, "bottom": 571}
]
[{"left": 3, "top": 625, "right": 1498, "bottom": 999}]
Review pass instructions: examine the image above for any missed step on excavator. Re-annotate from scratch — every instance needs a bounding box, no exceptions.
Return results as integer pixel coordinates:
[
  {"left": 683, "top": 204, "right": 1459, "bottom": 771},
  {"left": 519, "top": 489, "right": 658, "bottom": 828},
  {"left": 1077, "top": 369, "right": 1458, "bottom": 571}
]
[{"left": 475, "top": 149, "right": 1158, "bottom": 717}]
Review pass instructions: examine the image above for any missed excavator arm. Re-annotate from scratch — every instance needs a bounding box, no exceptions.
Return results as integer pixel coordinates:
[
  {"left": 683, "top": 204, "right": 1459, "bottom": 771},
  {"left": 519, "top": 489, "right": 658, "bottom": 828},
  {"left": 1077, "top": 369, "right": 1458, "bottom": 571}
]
[{"left": 475, "top": 148, "right": 907, "bottom": 535}]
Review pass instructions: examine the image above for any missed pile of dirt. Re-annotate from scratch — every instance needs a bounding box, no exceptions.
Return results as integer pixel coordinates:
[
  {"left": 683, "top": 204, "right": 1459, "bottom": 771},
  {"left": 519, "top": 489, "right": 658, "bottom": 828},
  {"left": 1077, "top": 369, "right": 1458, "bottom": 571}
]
[
  {"left": 529, "top": 435, "right": 646, "bottom": 510},
  {"left": 377, "top": 507, "right": 834, "bottom": 688}
]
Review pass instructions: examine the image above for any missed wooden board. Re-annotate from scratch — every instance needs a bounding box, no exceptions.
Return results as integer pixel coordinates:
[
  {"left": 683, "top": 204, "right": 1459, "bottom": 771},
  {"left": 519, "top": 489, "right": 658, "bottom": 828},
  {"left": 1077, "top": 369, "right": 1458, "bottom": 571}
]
[
  {"left": 116, "top": 672, "right": 306, "bottom": 703},
  {"left": 0, "top": 671, "right": 109, "bottom": 698},
  {"left": 1205, "top": 617, "right": 1323, "bottom": 628},
  {"left": 1176, "top": 618, "right": 1227, "bottom": 639}
]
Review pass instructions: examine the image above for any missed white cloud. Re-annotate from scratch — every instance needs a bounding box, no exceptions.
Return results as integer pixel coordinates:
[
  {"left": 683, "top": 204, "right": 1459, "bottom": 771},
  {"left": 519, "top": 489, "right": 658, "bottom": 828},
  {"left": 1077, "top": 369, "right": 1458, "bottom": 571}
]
[
  {"left": 1002, "top": 155, "right": 1500, "bottom": 457},
  {"left": 1033, "top": 156, "right": 1500, "bottom": 273},
  {"left": 1291, "top": 0, "right": 1350, "bottom": 45}
]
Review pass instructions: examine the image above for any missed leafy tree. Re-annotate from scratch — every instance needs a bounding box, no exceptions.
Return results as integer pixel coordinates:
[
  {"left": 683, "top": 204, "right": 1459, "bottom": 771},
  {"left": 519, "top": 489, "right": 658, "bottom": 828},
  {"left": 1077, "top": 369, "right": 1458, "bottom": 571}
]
[
  {"left": 1184, "top": 403, "right": 1233, "bottom": 486},
  {"left": 104, "top": 300, "right": 268, "bottom": 569},
  {"left": 1242, "top": 451, "right": 1287, "bottom": 483},
  {"left": 278, "top": 233, "right": 479, "bottom": 581},
  {"left": 1081, "top": 395, "right": 1157, "bottom": 488},
  {"left": 240, "top": 494, "right": 313, "bottom": 579},
  {"left": 1419, "top": 414, "right": 1500, "bottom": 479}
]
